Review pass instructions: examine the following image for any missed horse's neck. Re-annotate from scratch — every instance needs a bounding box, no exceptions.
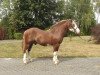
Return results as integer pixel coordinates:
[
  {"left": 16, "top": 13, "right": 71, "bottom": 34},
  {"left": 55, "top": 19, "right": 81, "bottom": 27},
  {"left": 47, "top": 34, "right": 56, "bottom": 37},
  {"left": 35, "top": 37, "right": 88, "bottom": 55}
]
[{"left": 50, "top": 25, "right": 68, "bottom": 40}]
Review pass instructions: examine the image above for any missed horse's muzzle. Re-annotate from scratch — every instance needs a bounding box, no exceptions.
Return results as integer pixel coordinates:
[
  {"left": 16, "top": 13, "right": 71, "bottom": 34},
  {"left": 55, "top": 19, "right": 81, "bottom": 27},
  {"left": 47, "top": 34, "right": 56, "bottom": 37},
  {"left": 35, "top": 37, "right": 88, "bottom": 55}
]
[{"left": 75, "top": 28, "right": 80, "bottom": 35}]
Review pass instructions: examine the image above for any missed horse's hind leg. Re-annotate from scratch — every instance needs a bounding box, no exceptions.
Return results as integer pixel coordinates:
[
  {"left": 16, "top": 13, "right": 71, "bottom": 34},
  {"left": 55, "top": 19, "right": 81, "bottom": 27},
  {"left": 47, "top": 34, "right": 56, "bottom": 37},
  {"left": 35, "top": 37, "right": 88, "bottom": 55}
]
[
  {"left": 22, "top": 43, "right": 28, "bottom": 64},
  {"left": 27, "top": 43, "right": 33, "bottom": 62},
  {"left": 23, "top": 42, "right": 33, "bottom": 64},
  {"left": 22, "top": 39, "right": 30, "bottom": 64}
]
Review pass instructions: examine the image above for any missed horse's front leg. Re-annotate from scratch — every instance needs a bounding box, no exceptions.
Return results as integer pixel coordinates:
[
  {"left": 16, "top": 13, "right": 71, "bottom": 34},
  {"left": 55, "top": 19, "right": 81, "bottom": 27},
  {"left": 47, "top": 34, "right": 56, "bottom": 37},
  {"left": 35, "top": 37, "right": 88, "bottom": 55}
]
[
  {"left": 53, "top": 51, "right": 59, "bottom": 64},
  {"left": 23, "top": 52, "right": 32, "bottom": 64},
  {"left": 27, "top": 51, "right": 33, "bottom": 62},
  {"left": 23, "top": 52, "right": 27, "bottom": 64},
  {"left": 53, "top": 44, "right": 60, "bottom": 64}
]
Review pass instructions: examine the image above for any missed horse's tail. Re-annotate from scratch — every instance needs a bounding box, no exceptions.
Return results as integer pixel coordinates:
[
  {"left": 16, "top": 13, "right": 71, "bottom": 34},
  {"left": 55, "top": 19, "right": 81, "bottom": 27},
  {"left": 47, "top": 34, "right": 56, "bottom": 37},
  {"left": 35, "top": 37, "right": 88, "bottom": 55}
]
[
  {"left": 22, "top": 38, "right": 24, "bottom": 52},
  {"left": 22, "top": 35, "right": 24, "bottom": 53},
  {"left": 22, "top": 32, "right": 27, "bottom": 53}
]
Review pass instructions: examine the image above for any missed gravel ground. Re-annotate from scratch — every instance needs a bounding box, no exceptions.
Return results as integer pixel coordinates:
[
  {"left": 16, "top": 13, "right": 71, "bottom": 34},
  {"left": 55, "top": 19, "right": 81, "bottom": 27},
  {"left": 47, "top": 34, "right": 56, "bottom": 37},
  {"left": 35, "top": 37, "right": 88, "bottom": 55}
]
[{"left": 0, "top": 57, "right": 100, "bottom": 75}]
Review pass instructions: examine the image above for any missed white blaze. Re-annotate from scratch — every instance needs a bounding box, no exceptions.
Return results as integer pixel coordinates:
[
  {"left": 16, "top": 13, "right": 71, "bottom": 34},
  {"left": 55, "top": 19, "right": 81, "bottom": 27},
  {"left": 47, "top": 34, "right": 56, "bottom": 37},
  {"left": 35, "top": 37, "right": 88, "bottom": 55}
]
[{"left": 69, "top": 20, "right": 80, "bottom": 34}]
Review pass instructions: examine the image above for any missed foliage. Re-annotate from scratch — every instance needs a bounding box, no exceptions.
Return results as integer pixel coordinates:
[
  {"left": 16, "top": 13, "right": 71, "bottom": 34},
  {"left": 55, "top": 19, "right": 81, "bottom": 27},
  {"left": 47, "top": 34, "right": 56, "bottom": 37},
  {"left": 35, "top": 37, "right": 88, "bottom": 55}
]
[
  {"left": 91, "top": 24, "right": 100, "bottom": 44},
  {"left": 65, "top": 0, "right": 96, "bottom": 35},
  {"left": 0, "top": 15, "right": 15, "bottom": 39},
  {"left": 9, "top": 0, "right": 65, "bottom": 31},
  {"left": 14, "top": 33, "right": 22, "bottom": 40},
  {"left": 0, "top": 0, "right": 16, "bottom": 39},
  {"left": 0, "top": 0, "right": 97, "bottom": 39}
]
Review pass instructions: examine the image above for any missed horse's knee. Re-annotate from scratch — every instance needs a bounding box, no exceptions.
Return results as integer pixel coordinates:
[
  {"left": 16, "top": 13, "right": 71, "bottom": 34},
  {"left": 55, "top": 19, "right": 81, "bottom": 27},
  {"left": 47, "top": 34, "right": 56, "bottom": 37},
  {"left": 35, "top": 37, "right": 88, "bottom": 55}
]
[
  {"left": 53, "top": 44, "right": 60, "bottom": 52},
  {"left": 23, "top": 49, "right": 26, "bottom": 53}
]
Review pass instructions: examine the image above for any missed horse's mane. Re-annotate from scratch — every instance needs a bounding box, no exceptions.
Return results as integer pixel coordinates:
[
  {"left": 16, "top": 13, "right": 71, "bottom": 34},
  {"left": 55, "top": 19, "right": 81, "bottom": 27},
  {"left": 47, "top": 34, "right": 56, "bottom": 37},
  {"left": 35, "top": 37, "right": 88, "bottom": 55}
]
[{"left": 50, "top": 20, "right": 67, "bottom": 29}]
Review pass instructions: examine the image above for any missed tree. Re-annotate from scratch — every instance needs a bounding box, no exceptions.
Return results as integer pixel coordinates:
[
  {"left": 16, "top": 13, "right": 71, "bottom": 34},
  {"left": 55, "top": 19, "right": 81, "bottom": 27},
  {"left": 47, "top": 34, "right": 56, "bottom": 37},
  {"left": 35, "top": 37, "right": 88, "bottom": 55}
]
[
  {"left": 65, "top": 0, "right": 96, "bottom": 35},
  {"left": 9, "top": 0, "right": 66, "bottom": 31},
  {"left": 0, "top": 0, "right": 66, "bottom": 39},
  {"left": 0, "top": 0, "right": 15, "bottom": 39},
  {"left": 0, "top": 0, "right": 96, "bottom": 39}
]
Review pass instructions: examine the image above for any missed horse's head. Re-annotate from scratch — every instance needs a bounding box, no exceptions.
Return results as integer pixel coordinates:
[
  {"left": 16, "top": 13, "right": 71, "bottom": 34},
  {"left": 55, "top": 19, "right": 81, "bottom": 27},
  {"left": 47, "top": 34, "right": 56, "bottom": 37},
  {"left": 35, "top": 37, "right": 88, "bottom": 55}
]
[{"left": 68, "top": 20, "right": 80, "bottom": 35}]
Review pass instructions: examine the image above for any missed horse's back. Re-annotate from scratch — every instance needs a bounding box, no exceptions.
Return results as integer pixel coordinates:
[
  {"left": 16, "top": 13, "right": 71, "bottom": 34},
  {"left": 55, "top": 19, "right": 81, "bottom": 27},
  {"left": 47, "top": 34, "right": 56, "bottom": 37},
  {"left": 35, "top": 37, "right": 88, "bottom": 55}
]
[
  {"left": 24, "top": 27, "right": 48, "bottom": 34},
  {"left": 23, "top": 27, "right": 42, "bottom": 37},
  {"left": 23, "top": 27, "right": 50, "bottom": 41},
  {"left": 23, "top": 28, "right": 38, "bottom": 42}
]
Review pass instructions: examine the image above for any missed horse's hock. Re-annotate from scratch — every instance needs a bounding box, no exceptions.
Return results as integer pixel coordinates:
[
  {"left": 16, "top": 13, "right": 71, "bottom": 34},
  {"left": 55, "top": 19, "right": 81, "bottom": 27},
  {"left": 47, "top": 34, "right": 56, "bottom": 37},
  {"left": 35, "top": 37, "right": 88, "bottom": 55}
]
[{"left": 0, "top": 27, "right": 5, "bottom": 40}]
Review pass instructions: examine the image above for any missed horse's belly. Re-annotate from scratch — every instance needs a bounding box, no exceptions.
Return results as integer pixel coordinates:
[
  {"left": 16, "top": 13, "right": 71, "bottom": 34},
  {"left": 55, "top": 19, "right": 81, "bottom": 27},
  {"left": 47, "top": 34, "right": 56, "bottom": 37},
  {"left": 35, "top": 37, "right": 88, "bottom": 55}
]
[
  {"left": 40, "top": 43, "right": 47, "bottom": 46},
  {"left": 37, "top": 40, "right": 48, "bottom": 46}
]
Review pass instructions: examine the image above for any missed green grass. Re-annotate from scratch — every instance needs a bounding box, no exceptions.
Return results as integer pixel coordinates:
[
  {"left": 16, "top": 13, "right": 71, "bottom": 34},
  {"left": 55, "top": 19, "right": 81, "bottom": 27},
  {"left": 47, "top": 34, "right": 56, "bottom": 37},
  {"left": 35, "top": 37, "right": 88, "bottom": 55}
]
[{"left": 0, "top": 36, "right": 100, "bottom": 58}]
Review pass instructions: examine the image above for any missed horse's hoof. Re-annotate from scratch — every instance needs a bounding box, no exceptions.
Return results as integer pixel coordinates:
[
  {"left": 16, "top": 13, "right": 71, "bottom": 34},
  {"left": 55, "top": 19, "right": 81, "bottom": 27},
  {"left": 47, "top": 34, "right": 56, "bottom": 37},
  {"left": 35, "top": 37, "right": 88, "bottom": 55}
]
[
  {"left": 24, "top": 60, "right": 33, "bottom": 64},
  {"left": 29, "top": 59, "right": 33, "bottom": 62},
  {"left": 23, "top": 62, "right": 26, "bottom": 64},
  {"left": 24, "top": 62, "right": 28, "bottom": 65},
  {"left": 53, "top": 60, "right": 59, "bottom": 65},
  {"left": 26, "top": 59, "right": 32, "bottom": 64},
  {"left": 23, "top": 60, "right": 28, "bottom": 64}
]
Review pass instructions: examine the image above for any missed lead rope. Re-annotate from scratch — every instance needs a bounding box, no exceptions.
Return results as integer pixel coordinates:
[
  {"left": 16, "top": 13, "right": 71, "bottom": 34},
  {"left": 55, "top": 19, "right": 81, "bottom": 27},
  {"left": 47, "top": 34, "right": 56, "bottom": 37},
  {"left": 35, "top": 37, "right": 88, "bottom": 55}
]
[
  {"left": 70, "top": 24, "right": 87, "bottom": 42},
  {"left": 78, "top": 35, "right": 86, "bottom": 41}
]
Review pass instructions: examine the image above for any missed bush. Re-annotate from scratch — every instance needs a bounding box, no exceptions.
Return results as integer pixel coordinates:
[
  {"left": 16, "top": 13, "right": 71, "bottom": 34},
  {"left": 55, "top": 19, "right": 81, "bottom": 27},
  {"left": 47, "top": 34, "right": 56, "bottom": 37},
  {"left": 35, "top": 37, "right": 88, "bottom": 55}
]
[
  {"left": 14, "top": 33, "right": 22, "bottom": 40},
  {"left": 91, "top": 24, "right": 100, "bottom": 44}
]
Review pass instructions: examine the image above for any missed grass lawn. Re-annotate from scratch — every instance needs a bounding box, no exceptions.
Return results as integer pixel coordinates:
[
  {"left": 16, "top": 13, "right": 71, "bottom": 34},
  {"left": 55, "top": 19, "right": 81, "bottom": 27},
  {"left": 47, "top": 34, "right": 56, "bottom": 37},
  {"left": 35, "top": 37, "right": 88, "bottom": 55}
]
[{"left": 0, "top": 36, "right": 100, "bottom": 58}]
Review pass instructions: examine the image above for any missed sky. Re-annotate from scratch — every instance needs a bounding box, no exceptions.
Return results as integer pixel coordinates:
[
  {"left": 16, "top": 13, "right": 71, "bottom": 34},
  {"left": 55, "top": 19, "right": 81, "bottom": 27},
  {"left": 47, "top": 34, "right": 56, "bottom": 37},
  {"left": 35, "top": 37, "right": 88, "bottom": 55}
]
[{"left": 93, "top": 2, "right": 100, "bottom": 24}]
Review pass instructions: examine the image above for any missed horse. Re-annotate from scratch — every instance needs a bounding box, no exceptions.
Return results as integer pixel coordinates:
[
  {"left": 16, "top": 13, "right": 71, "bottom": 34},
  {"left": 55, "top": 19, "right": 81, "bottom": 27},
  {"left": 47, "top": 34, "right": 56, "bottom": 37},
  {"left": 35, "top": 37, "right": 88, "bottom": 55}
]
[{"left": 22, "top": 19, "right": 80, "bottom": 64}]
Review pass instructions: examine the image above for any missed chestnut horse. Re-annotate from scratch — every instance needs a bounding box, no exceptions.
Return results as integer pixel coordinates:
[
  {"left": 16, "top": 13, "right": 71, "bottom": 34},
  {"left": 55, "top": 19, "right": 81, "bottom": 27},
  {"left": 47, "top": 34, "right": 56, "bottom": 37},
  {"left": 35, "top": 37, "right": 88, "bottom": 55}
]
[{"left": 22, "top": 19, "right": 80, "bottom": 64}]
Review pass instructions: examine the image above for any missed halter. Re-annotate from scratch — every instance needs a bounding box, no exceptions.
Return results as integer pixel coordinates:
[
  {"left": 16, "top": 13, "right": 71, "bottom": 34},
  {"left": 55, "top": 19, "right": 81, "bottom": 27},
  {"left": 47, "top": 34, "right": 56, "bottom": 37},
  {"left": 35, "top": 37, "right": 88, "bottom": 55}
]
[
  {"left": 71, "top": 23, "right": 86, "bottom": 41},
  {"left": 69, "top": 21, "right": 79, "bottom": 34}
]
